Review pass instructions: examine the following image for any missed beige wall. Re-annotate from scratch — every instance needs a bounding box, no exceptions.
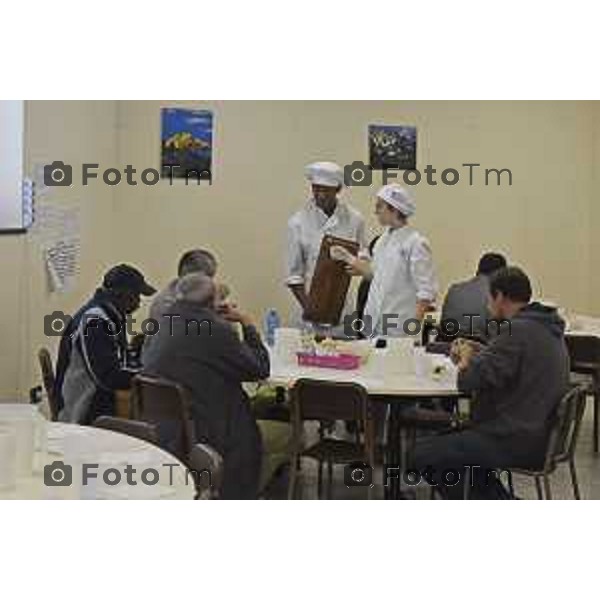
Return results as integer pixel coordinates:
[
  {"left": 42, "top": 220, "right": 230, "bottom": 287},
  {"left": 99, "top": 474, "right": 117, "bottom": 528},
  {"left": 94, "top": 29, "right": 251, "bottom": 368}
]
[
  {"left": 115, "top": 100, "right": 596, "bottom": 320},
  {"left": 0, "top": 100, "right": 598, "bottom": 398},
  {"left": 0, "top": 101, "right": 117, "bottom": 400}
]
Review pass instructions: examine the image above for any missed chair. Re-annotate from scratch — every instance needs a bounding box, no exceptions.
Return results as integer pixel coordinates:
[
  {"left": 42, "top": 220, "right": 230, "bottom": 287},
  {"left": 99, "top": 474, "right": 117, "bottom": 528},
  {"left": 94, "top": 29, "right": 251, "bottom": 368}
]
[
  {"left": 38, "top": 348, "right": 60, "bottom": 421},
  {"left": 130, "top": 374, "right": 195, "bottom": 463},
  {"left": 92, "top": 416, "right": 160, "bottom": 445},
  {"left": 512, "top": 385, "right": 587, "bottom": 499},
  {"left": 565, "top": 335, "right": 600, "bottom": 452},
  {"left": 188, "top": 443, "right": 224, "bottom": 499},
  {"left": 287, "top": 379, "right": 376, "bottom": 499}
]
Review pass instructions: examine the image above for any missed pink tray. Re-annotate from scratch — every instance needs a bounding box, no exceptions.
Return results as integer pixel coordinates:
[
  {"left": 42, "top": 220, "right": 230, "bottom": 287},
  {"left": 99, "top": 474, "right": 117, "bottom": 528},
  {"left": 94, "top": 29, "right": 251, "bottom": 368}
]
[{"left": 296, "top": 352, "right": 361, "bottom": 370}]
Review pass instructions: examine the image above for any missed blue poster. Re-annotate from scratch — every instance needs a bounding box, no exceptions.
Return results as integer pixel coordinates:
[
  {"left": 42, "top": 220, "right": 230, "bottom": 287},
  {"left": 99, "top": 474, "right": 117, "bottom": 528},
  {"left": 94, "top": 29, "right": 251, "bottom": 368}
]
[
  {"left": 161, "top": 108, "right": 213, "bottom": 181},
  {"left": 369, "top": 124, "right": 417, "bottom": 170}
]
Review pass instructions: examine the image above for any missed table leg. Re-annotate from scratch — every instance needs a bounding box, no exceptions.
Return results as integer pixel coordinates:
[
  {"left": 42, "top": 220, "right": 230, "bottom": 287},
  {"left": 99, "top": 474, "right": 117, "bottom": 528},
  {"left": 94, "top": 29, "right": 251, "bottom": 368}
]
[{"left": 385, "top": 403, "right": 403, "bottom": 500}]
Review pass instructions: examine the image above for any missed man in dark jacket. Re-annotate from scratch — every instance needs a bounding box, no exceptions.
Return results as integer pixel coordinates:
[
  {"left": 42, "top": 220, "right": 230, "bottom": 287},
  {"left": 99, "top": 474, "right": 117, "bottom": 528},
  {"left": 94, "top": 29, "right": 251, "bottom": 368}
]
[
  {"left": 412, "top": 266, "right": 570, "bottom": 499},
  {"left": 440, "top": 252, "right": 507, "bottom": 339},
  {"left": 141, "top": 273, "right": 270, "bottom": 500},
  {"left": 54, "top": 264, "right": 156, "bottom": 423}
]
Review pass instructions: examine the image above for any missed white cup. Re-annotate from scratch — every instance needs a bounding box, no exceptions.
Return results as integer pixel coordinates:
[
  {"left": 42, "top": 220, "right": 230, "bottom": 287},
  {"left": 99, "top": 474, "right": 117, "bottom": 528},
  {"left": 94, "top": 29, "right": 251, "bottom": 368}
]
[
  {"left": 0, "top": 426, "right": 17, "bottom": 490},
  {"left": 386, "top": 338, "right": 415, "bottom": 374},
  {"left": 413, "top": 347, "right": 431, "bottom": 379},
  {"left": 273, "top": 328, "right": 302, "bottom": 365}
]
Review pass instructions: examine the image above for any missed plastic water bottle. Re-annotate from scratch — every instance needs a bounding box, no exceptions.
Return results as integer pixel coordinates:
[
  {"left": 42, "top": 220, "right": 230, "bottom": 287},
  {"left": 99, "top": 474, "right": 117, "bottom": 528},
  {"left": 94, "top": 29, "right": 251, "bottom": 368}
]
[{"left": 264, "top": 308, "right": 281, "bottom": 347}]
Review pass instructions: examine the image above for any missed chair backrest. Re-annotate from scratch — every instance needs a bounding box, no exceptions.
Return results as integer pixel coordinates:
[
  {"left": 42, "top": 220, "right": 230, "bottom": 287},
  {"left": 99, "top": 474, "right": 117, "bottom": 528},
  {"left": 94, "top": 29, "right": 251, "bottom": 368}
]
[
  {"left": 38, "top": 347, "right": 60, "bottom": 421},
  {"left": 565, "top": 335, "right": 600, "bottom": 371},
  {"left": 544, "top": 385, "right": 587, "bottom": 468},
  {"left": 130, "top": 374, "right": 195, "bottom": 461},
  {"left": 289, "top": 378, "right": 371, "bottom": 423},
  {"left": 92, "top": 416, "right": 160, "bottom": 445},
  {"left": 188, "top": 443, "right": 224, "bottom": 499}
]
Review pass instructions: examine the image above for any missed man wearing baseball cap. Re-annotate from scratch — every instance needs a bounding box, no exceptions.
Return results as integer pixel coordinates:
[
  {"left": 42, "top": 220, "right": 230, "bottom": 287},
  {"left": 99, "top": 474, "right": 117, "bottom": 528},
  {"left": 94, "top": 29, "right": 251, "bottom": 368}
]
[{"left": 55, "top": 264, "right": 156, "bottom": 423}]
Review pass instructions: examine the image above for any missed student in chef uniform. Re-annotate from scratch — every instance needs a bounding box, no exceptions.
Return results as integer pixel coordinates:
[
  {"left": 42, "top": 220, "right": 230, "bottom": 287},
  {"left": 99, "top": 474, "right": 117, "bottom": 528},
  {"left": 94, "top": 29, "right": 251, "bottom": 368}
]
[
  {"left": 286, "top": 161, "right": 366, "bottom": 328},
  {"left": 348, "top": 183, "right": 438, "bottom": 337}
]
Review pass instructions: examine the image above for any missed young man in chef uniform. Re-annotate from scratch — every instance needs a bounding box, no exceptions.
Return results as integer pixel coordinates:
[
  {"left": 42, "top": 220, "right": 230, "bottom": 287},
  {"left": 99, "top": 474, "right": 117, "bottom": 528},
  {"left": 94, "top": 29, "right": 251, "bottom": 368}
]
[{"left": 347, "top": 183, "right": 438, "bottom": 337}]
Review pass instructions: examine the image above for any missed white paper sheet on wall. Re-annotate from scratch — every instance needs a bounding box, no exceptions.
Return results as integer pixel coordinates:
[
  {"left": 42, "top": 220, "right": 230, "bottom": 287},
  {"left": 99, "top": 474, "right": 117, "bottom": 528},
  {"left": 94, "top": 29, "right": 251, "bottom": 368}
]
[{"left": 33, "top": 201, "right": 81, "bottom": 293}]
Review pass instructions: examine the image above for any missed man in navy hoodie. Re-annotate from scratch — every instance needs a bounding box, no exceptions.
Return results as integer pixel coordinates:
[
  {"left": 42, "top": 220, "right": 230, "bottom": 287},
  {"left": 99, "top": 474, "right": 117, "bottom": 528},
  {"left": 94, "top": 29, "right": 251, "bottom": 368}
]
[
  {"left": 54, "top": 264, "right": 156, "bottom": 424},
  {"left": 412, "top": 266, "right": 570, "bottom": 499}
]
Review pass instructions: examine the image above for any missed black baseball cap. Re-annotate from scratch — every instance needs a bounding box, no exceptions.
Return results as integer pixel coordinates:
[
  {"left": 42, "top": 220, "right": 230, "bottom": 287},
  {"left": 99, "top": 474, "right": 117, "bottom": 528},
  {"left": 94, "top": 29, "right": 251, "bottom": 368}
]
[{"left": 102, "top": 264, "right": 156, "bottom": 296}]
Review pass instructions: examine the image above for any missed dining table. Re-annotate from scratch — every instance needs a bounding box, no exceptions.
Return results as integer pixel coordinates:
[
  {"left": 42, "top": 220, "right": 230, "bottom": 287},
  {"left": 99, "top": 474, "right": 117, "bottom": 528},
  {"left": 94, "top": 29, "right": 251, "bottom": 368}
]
[
  {"left": 268, "top": 345, "right": 461, "bottom": 499},
  {"left": 0, "top": 421, "right": 195, "bottom": 500}
]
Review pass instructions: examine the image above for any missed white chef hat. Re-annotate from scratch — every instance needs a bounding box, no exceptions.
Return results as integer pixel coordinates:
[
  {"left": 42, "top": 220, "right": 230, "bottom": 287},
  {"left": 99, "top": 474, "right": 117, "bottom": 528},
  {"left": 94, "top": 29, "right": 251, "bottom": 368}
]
[
  {"left": 376, "top": 183, "right": 416, "bottom": 217},
  {"left": 305, "top": 161, "right": 344, "bottom": 188}
]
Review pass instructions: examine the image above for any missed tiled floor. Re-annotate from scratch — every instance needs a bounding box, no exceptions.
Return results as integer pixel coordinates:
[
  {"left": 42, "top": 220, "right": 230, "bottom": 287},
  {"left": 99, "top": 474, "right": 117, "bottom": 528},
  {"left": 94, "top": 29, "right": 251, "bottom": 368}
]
[{"left": 267, "top": 409, "right": 600, "bottom": 500}]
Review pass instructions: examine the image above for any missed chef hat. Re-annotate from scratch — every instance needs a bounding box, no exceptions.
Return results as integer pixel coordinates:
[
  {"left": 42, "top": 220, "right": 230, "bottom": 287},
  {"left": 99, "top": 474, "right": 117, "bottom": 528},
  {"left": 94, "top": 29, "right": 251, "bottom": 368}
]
[
  {"left": 305, "top": 161, "right": 344, "bottom": 188},
  {"left": 376, "top": 183, "right": 416, "bottom": 217}
]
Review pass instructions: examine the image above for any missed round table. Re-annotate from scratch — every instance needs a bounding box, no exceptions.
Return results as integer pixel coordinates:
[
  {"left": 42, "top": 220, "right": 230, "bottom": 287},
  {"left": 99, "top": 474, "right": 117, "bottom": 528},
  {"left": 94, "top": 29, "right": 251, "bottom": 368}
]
[
  {"left": 0, "top": 422, "right": 195, "bottom": 500},
  {"left": 269, "top": 350, "right": 462, "bottom": 499}
]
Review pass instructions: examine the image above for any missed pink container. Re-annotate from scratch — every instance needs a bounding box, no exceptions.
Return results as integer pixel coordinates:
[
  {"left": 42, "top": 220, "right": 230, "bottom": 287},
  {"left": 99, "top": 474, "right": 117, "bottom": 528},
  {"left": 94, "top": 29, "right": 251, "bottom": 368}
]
[{"left": 296, "top": 352, "right": 361, "bottom": 370}]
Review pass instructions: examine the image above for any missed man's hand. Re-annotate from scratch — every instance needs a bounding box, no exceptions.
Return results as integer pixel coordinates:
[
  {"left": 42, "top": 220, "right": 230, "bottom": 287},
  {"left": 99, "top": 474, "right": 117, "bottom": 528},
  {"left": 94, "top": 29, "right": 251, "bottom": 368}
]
[
  {"left": 450, "top": 339, "right": 482, "bottom": 370},
  {"left": 220, "top": 304, "right": 255, "bottom": 328},
  {"left": 415, "top": 300, "right": 434, "bottom": 322},
  {"left": 345, "top": 257, "right": 372, "bottom": 279}
]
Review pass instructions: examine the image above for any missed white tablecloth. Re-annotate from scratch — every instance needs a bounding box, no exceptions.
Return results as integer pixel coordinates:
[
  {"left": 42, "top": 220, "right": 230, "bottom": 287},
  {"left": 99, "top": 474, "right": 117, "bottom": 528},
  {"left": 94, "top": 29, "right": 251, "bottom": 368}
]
[
  {"left": 0, "top": 422, "right": 195, "bottom": 500},
  {"left": 269, "top": 349, "right": 459, "bottom": 397}
]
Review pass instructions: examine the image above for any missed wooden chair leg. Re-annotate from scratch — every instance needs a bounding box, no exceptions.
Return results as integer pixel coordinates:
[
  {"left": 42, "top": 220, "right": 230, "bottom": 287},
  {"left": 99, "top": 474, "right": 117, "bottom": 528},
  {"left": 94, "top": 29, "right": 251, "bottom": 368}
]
[
  {"left": 287, "top": 453, "right": 299, "bottom": 500},
  {"left": 594, "top": 392, "right": 599, "bottom": 454},
  {"left": 569, "top": 458, "right": 581, "bottom": 500},
  {"left": 535, "top": 476, "right": 543, "bottom": 500},
  {"left": 317, "top": 459, "right": 323, "bottom": 499},
  {"left": 543, "top": 475, "right": 552, "bottom": 500}
]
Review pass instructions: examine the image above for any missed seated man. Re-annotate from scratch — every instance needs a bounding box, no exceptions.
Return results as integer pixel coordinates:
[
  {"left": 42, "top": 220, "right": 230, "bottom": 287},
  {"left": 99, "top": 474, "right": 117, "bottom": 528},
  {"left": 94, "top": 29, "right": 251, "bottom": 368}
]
[
  {"left": 149, "top": 248, "right": 217, "bottom": 322},
  {"left": 440, "top": 252, "right": 507, "bottom": 339},
  {"left": 412, "top": 266, "right": 570, "bottom": 499},
  {"left": 55, "top": 264, "right": 156, "bottom": 423},
  {"left": 141, "top": 273, "right": 283, "bottom": 499}
]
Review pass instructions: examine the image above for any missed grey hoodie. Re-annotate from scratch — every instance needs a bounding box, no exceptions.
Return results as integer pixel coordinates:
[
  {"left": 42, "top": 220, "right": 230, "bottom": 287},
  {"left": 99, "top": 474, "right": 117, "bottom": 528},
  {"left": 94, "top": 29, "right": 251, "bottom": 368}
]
[{"left": 458, "top": 302, "right": 570, "bottom": 462}]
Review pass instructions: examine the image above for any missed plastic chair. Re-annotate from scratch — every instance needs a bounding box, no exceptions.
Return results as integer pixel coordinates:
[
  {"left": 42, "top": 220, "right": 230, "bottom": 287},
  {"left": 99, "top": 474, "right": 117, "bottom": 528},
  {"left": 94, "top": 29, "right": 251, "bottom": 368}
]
[
  {"left": 92, "top": 415, "right": 160, "bottom": 445},
  {"left": 287, "top": 379, "right": 376, "bottom": 499},
  {"left": 512, "top": 385, "right": 587, "bottom": 499},
  {"left": 130, "top": 374, "right": 195, "bottom": 462},
  {"left": 565, "top": 335, "right": 600, "bottom": 452}
]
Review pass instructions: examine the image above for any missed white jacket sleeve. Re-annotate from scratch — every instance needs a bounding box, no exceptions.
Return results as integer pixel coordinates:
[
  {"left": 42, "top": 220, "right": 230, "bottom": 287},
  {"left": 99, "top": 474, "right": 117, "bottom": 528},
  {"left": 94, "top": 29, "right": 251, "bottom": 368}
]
[
  {"left": 409, "top": 235, "right": 438, "bottom": 302},
  {"left": 285, "top": 219, "right": 305, "bottom": 286}
]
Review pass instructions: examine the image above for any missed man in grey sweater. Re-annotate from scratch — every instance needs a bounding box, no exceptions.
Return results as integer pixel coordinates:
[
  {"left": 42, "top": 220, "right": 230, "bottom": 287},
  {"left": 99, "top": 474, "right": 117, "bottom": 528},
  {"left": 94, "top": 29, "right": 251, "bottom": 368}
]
[{"left": 413, "top": 266, "right": 570, "bottom": 499}]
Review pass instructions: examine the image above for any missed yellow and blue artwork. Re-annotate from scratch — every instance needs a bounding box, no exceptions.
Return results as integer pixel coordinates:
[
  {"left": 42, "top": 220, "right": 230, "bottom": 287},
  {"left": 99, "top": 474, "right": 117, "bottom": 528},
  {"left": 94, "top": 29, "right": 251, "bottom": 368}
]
[{"left": 161, "top": 108, "right": 213, "bottom": 181}]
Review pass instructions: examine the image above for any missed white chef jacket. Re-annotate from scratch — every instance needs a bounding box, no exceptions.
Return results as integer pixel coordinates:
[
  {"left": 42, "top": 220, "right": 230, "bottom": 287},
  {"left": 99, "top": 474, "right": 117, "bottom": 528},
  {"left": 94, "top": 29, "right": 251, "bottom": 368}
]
[
  {"left": 286, "top": 198, "right": 366, "bottom": 326},
  {"left": 363, "top": 225, "right": 438, "bottom": 337}
]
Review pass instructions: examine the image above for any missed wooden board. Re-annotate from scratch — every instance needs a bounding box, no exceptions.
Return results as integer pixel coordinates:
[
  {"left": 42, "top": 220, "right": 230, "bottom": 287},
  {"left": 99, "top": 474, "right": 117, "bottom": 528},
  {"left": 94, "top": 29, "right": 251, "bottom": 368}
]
[{"left": 304, "top": 234, "right": 359, "bottom": 325}]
